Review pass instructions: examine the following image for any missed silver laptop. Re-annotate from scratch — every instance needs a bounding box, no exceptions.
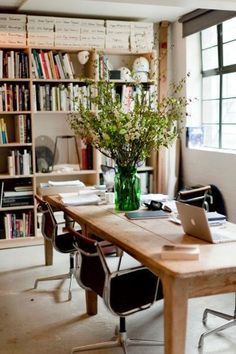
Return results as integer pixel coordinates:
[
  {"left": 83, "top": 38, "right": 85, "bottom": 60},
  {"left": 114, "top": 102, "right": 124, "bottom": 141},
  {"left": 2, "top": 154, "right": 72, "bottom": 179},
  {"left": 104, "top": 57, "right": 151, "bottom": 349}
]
[{"left": 176, "top": 201, "right": 236, "bottom": 243}]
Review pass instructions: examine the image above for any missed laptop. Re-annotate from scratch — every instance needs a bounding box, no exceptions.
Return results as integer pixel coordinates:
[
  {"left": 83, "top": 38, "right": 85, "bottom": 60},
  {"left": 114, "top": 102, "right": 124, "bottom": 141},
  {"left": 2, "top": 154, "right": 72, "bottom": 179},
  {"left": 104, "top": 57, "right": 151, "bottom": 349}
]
[{"left": 176, "top": 201, "right": 236, "bottom": 243}]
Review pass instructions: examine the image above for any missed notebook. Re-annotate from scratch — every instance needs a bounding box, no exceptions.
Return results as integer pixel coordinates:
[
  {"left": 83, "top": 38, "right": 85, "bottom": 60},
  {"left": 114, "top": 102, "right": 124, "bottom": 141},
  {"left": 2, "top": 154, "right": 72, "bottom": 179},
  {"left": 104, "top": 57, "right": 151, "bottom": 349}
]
[
  {"left": 176, "top": 202, "right": 236, "bottom": 244},
  {"left": 125, "top": 209, "right": 169, "bottom": 220}
]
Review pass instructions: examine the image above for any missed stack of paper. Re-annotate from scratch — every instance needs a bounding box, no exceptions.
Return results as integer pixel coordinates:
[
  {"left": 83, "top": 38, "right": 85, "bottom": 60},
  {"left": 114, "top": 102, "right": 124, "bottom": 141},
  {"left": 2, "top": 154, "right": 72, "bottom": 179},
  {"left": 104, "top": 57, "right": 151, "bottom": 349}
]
[
  {"left": 48, "top": 180, "right": 85, "bottom": 188},
  {"left": 60, "top": 191, "right": 101, "bottom": 206}
]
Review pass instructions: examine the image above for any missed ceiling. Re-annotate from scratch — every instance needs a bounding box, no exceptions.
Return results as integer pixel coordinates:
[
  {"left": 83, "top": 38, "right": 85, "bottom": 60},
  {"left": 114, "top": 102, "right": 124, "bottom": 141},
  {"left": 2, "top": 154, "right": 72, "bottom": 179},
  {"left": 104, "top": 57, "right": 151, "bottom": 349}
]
[{"left": 0, "top": 0, "right": 236, "bottom": 22}]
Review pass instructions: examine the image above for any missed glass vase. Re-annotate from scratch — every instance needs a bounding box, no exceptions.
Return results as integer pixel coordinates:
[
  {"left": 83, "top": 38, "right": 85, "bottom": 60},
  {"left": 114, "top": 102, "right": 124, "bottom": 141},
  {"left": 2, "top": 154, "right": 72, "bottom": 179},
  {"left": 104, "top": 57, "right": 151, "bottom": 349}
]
[{"left": 114, "top": 166, "right": 141, "bottom": 211}]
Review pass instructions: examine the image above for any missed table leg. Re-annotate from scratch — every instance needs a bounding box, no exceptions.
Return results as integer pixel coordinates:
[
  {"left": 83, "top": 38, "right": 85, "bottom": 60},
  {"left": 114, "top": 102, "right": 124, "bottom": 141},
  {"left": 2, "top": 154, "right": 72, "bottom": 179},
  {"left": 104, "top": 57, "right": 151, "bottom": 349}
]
[
  {"left": 82, "top": 227, "right": 98, "bottom": 316},
  {"left": 162, "top": 275, "right": 189, "bottom": 354},
  {"left": 44, "top": 238, "right": 53, "bottom": 266},
  {"left": 86, "top": 290, "right": 98, "bottom": 316}
]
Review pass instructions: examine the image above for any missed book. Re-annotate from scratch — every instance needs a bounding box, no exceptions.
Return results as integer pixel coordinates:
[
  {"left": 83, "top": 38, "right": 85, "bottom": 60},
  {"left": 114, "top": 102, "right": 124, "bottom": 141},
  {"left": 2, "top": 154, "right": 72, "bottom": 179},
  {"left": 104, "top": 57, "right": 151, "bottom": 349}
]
[
  {"left": 2, "top": 197, "right": 33, "bottom": 207},
  {"left": 125, "top": 209, "right": 169, "bottom": 220},
  {"left": 206, "top": 211, "right": 226, "bottom": 222},
  {"left": 0, "top": 181, "right": 4, "bottom": 208},
  {"left": 160, "top": 244, "right": 200, "bottom": 260},
  {"left": 4, "top": 190, "right": 33, "bottom": 197}
]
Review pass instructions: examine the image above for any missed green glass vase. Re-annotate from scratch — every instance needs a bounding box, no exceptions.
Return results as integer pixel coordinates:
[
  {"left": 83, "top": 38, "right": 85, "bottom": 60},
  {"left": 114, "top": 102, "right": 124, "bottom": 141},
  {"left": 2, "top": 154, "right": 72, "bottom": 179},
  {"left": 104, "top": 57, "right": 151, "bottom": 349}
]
[{"left": 114, "top": 166, "right": 141, "bottom": 211}]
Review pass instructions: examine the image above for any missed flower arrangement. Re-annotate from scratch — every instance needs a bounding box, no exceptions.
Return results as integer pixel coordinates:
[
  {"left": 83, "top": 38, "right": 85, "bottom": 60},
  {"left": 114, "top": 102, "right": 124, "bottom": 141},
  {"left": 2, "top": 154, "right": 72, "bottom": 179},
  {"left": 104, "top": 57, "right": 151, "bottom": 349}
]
[
  {"left": 68, "top": 78, "right": 188, "bottom": 169},
  {"left": 67, "top": 76, "right": 189, "bottom": 211}
]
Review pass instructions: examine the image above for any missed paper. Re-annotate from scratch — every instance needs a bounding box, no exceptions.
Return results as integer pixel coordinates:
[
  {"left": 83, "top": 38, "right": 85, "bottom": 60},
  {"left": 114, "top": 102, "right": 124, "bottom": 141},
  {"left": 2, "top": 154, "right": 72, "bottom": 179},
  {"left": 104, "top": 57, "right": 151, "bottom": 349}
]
[
  {"left": 48, "top": 180, "right": 85, "bottom": 187},
  {"left": 141, "top": 194, "right": 169, "bottom": 204},
  {"left": 61, "top": 194, "right": 101, "bottom": 206}
]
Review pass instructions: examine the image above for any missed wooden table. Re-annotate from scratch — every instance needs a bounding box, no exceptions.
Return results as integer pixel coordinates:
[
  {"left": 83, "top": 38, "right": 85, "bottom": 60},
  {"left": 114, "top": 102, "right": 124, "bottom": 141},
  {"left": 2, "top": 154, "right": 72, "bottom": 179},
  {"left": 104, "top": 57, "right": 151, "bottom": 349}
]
[{"left": 46, "top": 196, "right": 236, "bottom": 354}]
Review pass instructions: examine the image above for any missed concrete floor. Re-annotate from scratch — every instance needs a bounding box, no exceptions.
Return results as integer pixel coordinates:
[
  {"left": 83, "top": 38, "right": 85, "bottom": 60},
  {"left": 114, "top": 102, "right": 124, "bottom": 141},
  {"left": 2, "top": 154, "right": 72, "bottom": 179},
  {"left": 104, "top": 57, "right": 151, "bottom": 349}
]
[{"left": 1, "top": 245, "right": 236, "bottom": 354}]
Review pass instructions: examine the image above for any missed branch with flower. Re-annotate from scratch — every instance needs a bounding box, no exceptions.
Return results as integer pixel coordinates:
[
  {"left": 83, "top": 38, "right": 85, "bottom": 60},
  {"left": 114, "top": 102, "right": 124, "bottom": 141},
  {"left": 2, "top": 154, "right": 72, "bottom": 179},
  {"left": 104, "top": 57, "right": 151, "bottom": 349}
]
[{"left": 68, "top": 77, "right": 189, "bottom": 169}]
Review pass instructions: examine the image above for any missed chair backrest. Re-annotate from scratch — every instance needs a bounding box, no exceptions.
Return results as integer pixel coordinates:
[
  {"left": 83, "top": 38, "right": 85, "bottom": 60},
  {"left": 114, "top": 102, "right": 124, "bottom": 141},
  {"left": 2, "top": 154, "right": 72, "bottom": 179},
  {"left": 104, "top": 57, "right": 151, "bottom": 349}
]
[
  {"left": 71, "top": 229, "right": 108, "bottom": 297},
  {"left": 71, "top": 228, "right": 160, "bottom": 317},
  {"left": 35, "top": 194, "right": 58, "bottom": 242},
  {"left": 177, "top": 185, "right": 212, "bottom": 211}
]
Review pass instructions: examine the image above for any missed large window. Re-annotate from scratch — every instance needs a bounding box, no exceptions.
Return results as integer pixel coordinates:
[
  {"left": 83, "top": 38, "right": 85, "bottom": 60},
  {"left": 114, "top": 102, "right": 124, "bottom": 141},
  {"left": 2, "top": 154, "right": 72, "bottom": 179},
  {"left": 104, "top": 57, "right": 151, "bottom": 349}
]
[{"left": 201, "top": 17, "right": 236, "bottom": 149}]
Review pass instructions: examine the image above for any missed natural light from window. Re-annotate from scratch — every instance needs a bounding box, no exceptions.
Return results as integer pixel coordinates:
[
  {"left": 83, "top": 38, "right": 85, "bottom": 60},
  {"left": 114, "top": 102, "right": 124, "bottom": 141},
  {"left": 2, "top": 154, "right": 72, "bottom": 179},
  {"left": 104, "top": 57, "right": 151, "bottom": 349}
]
[{"left": 186, "top": 17, "right": 236, "bottom": 151}]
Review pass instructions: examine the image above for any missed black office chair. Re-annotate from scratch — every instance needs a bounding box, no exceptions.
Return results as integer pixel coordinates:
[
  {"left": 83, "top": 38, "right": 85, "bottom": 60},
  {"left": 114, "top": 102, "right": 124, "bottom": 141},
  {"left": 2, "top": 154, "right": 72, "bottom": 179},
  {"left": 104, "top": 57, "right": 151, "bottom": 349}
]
[
  {"left": 34, "top": 195, "right": 77, "bottom": 301},
  {"left": 177, "top": 185, "right": 212, "bottom": 210},
  {"left": 70, "top": 228, "right": 164, "bottom": 353},
  {"left": 198, "top": 293, "right": 236, "bottom": 348}
]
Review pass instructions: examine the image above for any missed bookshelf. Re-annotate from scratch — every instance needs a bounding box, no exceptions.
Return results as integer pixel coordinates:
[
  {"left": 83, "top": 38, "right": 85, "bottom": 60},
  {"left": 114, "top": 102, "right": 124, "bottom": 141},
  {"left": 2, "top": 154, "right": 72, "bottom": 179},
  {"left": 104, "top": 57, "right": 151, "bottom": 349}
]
[{"left": 0, "top": 16, "right": 157, "bottom": 249}]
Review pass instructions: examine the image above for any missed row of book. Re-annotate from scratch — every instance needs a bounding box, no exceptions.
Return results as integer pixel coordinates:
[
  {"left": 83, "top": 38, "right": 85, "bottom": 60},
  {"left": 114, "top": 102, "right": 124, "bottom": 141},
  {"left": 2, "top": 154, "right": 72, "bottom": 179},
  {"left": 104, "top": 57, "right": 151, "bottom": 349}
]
[
  {"left": 3, "top": 210, "right": 34, "bottom": 238},
  {"left": 14, "top": 114, "right": 31, "bottom": 144},
  {"left": 0, "top": 50, "right": 29, "bottom": 79},
  {"left": 33, "top": 83, "right": 94, "bottom": 112},
  {"left": 0, "top": 117, "right": 8, "bottom": 144},
  {"left": 0, "top": 84, "right": 30, "bottom": 112},
  {"left": 8, "top": 149, "right": 32, "bottom": 176},
  {"left": 32, "top": 82, "right": 155, "bottom": 113},
  {"left": 116, "top": 84, "right": 156, "bottom": 112},
  {"left": 0, "top": 115, "right": 31, "bottom": 145},
  {"left": 31, "top": 49, "right": 76, "bottom": 80}
]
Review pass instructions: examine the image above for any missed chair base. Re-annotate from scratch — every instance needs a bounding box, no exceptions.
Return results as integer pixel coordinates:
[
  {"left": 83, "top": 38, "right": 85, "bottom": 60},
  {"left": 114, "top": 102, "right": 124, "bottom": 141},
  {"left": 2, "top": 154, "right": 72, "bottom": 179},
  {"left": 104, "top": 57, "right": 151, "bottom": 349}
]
[
  {"left": 71, "top": 330, "right": 163, "bottom": 354},
  {"left": 34, "top": 271, "right": 74, "bottom": 301},
  {"left": 198, "top": 307, "right": 236, "bottom": 348}
]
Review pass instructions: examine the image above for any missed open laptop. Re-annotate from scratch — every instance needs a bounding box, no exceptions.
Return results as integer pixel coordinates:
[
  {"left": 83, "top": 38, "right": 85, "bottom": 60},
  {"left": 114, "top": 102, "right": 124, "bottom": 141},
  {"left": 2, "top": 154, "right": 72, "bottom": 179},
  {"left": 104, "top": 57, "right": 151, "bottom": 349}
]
[{"left": 176, "top": 201, "right": 236, "bottom": 243}]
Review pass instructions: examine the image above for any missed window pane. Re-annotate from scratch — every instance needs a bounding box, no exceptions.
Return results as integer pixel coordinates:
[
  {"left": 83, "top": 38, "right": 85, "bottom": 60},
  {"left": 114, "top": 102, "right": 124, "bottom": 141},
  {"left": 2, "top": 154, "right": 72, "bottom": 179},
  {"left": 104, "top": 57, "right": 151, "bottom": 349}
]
[
  {"left": 201, "top": 26, "right": 217, "bottom": 49},
  {"left": 203, "top": 125, "right": 219, "bottom": 148},
  {"left": 223, "top": 17, "right": 236, "bottom": 43},
  {"left": 202, "top": 100, "right": 219, "bottom": 123},
  {"left": 222, "top": 99, "right": 236, "bottom": 123},
  {"left": 202, "top": 76, "right": 220, "bottom": 99},
  {"left": 222, "top": 73, "right": 236, "bottom": 98},
  {"left": 202, "top": 47, "right": 218, "bottom": 70},
  {"left": 223, "top": 40, "right": 236, "bottom": 66},
  {"left": 222, "top": 125, "right": 236, "bottom": 149}
]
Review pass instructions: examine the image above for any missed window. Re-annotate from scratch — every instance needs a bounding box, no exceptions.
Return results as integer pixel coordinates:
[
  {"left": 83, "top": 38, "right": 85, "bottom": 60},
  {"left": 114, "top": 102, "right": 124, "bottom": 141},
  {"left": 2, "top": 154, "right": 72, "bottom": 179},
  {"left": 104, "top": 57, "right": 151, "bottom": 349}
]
[{"left": 201, "top": 17, "right": 236, "bottom": 149}]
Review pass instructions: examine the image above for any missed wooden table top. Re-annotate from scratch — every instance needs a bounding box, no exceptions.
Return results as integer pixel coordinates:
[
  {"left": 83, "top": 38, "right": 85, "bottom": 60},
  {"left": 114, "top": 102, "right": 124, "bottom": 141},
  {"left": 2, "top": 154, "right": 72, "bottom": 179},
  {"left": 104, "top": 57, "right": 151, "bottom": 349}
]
[{"left": 47, "top": 196, "right": 236, "bottom": 281}]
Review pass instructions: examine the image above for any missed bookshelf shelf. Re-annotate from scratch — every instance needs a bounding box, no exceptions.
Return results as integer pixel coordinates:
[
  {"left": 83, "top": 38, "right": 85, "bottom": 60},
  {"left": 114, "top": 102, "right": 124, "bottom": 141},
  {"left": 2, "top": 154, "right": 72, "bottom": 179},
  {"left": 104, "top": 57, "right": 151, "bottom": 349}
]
[
  {"left": 32, "top": 78, "right": 95, "bottom": 83},
  {"left": 0, "top": 143, "right": 32, "bottom": 147},
  {"left": 0, "top": 236, "right": 43, "bottom": 250},
  {"left": 0, "top": 174, "right": 34, "bottom": 179},
  {"left": 0, "top": 78, "right": 30, "bottom": 82},
  {"left": 0, "top": 205, "right": 34, "bottom": 212},
  {"left": 0, "top": 111, "right": 31, "bottom": 114},
  {"left": 35, "top": 169, "right": 97, "bottom": 177}
]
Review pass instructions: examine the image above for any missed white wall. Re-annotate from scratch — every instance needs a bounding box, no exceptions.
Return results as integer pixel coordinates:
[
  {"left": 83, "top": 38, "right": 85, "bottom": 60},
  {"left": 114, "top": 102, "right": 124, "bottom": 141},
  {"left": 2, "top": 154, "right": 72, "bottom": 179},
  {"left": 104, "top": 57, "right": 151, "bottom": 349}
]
[{"left": 171, "top": 21, "right": 236, "bottom": 222}]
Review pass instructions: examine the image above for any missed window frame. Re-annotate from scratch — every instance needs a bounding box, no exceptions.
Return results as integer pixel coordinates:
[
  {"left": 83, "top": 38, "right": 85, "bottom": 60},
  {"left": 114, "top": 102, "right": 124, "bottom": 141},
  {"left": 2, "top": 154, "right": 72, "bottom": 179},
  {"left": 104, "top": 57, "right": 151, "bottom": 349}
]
[{"left": 200, "top": 20, "right": 236, "bottom": 150}]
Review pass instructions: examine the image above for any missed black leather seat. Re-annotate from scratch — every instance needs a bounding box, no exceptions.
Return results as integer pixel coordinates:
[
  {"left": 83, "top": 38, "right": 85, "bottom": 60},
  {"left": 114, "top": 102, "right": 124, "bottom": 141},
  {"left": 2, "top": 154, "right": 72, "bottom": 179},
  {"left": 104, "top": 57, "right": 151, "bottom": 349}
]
[{"left": 70, "top": 228, "right": 164, "bottom": 353}]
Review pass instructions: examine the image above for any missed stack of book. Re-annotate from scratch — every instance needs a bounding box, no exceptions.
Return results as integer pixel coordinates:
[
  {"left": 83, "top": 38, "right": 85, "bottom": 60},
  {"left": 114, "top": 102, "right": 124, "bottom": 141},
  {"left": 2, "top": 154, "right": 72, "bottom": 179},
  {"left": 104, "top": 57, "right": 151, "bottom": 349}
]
[{"left": 1, "top": 189, "right": 33, "bottom": 208}]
